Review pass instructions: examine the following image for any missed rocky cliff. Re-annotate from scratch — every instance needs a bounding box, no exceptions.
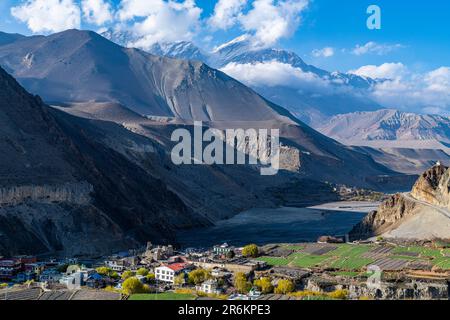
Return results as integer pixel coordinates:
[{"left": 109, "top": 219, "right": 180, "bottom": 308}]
[
  {"left": 350, "top": 164, "right": 450, "bottom": 240},
  {"left": 411, "top": 164, "right": 450, "bottom": 209}
]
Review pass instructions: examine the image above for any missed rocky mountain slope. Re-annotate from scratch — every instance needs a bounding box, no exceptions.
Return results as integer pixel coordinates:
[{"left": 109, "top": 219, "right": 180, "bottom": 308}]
[
  {"left": 350, "top": 164, "right": 450, "bottom": 240},
  {"left": 0, "top": 29, "right": 403, "bottom": 189},
  {"left": 316, "top": 109, "right": 450, "bottom": 174},
  {"left": 316, "top": 109, "right": 450, "bottom": 144},
  {"left": 0, "top": 66, "right": 207, "bottom": 256}
]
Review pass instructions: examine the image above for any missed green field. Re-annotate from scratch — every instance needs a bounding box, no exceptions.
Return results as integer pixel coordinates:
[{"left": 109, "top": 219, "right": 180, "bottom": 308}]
[
  {"left": 330, "top": 271, "right": 361, "bottom": 277},
  {"left": 258, "top": 243, "right": 450, "bottom": 271},
  {"left": 329, "top": 257, "right": 374, "bottom": 270},
  {"left": 129, "top": 293, "right": 196, "bottom": 300},
  {"left": 291, "top": 254, "right": 331, "bottom": 268},
  {"left": 257, "top": 256, "right": 292, "bottom": 266}
]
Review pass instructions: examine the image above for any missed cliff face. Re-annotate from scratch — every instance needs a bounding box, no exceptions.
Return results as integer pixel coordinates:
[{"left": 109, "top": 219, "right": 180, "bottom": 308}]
[
  {"left": 350, "top": 164, "right": 450, "bottom": 240},
  {"left": 411, "top": 164, "right": 450, "bottom": 209},
  {"left": 349, "top": 194, "right": 420, "bottom": 239},
  {"left": 0, "top": 182, "right": 93, "bottom": 206}
]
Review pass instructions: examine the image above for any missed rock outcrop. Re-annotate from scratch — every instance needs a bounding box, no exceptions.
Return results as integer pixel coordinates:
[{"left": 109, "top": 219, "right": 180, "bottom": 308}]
[
  {"left": 0, "top": 182, "right": 93, "bottom": 206},
  {"left": 411, "top": 164, "right": 450, "bottom": 209},
  {"left": 350, "top": 164, "right": 450, "bottom": 240}
]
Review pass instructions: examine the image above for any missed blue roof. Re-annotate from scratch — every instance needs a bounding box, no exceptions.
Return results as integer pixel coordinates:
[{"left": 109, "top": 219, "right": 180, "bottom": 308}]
[{"left": 88, "top": 273, "right": 103, "bottom": 281}]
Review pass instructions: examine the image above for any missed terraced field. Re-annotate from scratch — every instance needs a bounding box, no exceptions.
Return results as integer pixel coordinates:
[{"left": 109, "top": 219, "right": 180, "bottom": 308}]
[{"left": 257, "top": 243, "right": 450, "bottom": 272}]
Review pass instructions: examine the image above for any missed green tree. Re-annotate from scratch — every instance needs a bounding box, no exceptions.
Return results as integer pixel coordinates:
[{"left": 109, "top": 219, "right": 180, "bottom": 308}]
[
  {"left": 136, "top": 268, "right": 149, "bottom": 276},
  {"left": 242, "top": 244, "right": 259, "bottom": 258},
  {"left": 234, "top": 272, "right": 252, "bottom": 294},
  {"left": 188, "top": 269, "right": 210, "bottom": 285},
  {"left": 121, "top": 270, "right": 135, "bottom": 280},
  {"left": 122, "top": 277, "right": 148, "bottom": 295},
  {"left": 274, "top": 279, "right": 295, "bottom": 294},
  {"left": 110, "top": 272, "right": 120, "bottom": 280},
  {"left": 253, "top": 277, "right": 274, "bottom": 294}
]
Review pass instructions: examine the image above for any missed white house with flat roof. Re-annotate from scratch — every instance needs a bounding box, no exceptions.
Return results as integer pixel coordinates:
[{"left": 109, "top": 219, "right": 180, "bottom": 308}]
[{"left": 155, "top": 263, "right": 188, "bottom": 284}]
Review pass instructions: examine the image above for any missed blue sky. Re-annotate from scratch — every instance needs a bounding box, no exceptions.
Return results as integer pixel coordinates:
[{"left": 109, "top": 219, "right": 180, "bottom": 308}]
[
  {"left": 0, "top": 0, "right": 449, "bottom": 73},
  {"left": 1, "top": 0, "right": 449, "bottom": 113}
]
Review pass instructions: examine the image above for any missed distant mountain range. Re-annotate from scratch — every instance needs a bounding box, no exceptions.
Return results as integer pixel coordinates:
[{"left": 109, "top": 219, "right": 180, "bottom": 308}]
[
  {"left": 98, "top": 31, "right": 450, "bottom": 169},
  {"left": 316, "top": 109, "right": 450, "bottom": 143}
]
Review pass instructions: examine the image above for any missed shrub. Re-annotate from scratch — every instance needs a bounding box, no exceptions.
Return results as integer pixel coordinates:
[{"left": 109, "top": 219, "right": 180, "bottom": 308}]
[{"left": 328, "top": 289, "right": 349, "bottom": 300}]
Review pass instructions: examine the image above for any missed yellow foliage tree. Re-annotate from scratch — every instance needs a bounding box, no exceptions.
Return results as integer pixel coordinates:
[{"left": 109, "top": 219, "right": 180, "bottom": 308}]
[
  {"left": 122, "top": 277, "right": 149, "bottom": 295},
  {"left": 121, "top": 270, "right": 135, "bottom": 280},
  {"left": 234, "top": 272, "right": 252, "bottom": 294},
  {"left": 188, "top": 269, "right": 210, "bottom": 285},
  {"left": 274, "top": 279, "right": 295, "bottom": 294},
  {"left": 242, "top": 244, "right": 259, "bottom": 258},
  {"left": 253, "top": 277, "right": 274, "bottom": 294},
  {"left": 136, "top": 268, "right": 149, "bottom": 276}
]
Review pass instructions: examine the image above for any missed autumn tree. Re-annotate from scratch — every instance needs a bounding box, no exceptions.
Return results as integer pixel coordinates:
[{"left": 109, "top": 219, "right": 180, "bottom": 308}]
[
  {"left": 242, "top": 244, "right": 259, "bottom": 258},
  {"left": 137, "top": 268, "right": 149, "bottom": 276},
  {"left": 96, "top": 267, "right": 112, "bottom": 276},
  {"left": 234, "top": 272, "right": 252, "bottom": 294},
  {"left": 253, "top": 277, "right": 274, "bottom": 294},
  {"left": 274, "top": 279, "right": 295, "bottom": 294},
  {"left": 174, "top": 273, "right": 186, "bottom": 286},
  {"left": 188, "top": 269, "right": 210, "bottom": 285},
  {"left": 122, "top": 277, "right": 149, "bottom": 295},
  {"left": 121, "top": 270, "right": 135, "bottom": 280}
]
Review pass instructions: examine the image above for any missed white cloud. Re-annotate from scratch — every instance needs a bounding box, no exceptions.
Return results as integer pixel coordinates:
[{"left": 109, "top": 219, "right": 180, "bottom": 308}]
[
  {"left": 424, "top": 67, "right": 450, "bottom": 93},
  {"left": 117, "top": 0, "right": 202, "bottom": 49},
  {"left": 117, "top": 0, "right": 162, "bottom": 21},
  {"left": 208, "top": 0, "right": 247, "bottom": 30},
  {"left": 221, "top": 60, "right": 329, "bottom": 90},
  {"left": 349, "top": 63, "right": 407, "bottom": 80},
  {"left": 239, "top": 0, "right": 309, "bottom": 48},
  {"left": 350, "top": 63, "right": 450, "bottom": 113},
  {"left": 11, "top": 0, "right": 81, "bottom": 33},
  {"left": 351, "top": 41, "right": 404, "bottom": 56},
  {"left": 312, "top": 47, "right": 334, "bottom": 58},
  {"left": 81, "top": 0, "right": 113, "bottom": 26}
]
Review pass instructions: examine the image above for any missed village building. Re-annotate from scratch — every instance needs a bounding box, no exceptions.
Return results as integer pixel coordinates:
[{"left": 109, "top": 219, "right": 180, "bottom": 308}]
[
  {"left": 213, "top": 243, "right": 236, "bottom": 257},
  {"left": 189, "top": 258, "right": 267, "bottom": 274},
  {"left": 0, "top": 258, "right": 22, "bottom": 280},
  {"left": 155, "top": 263, "right": 191, "bottom": 284},
  {"left": 197, "top": 279, "right": 222, "bottom": 295},
  {"left": 105, "top": 259, "right": 127, "bottom": 272}
]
